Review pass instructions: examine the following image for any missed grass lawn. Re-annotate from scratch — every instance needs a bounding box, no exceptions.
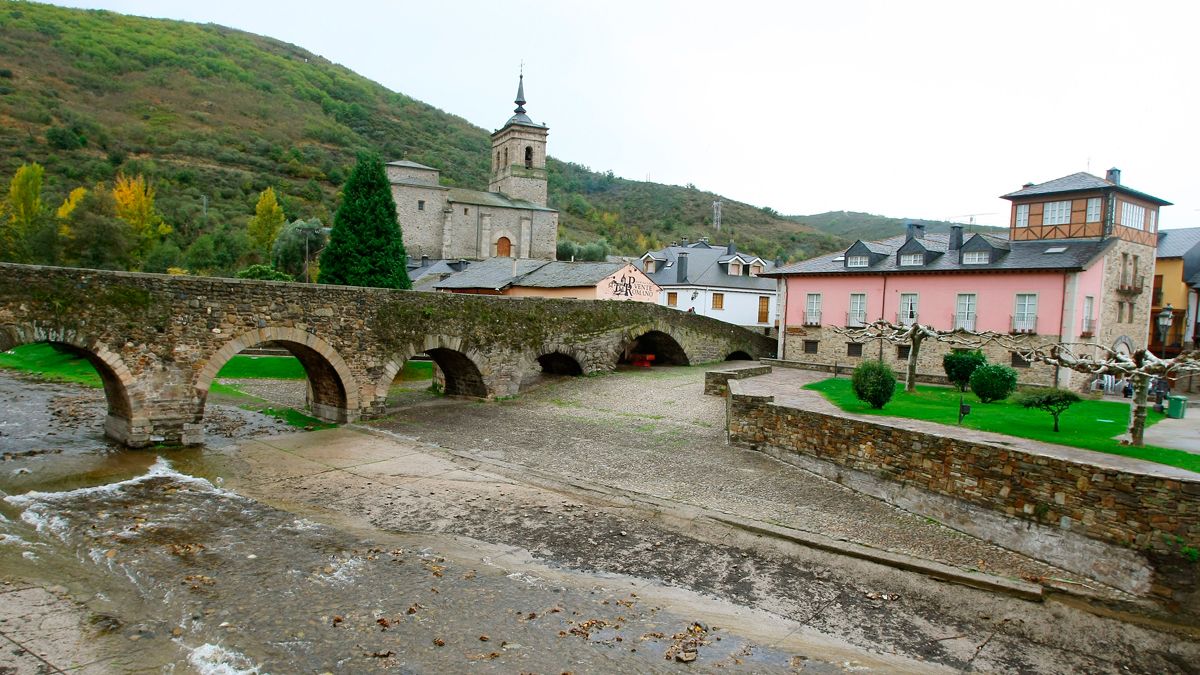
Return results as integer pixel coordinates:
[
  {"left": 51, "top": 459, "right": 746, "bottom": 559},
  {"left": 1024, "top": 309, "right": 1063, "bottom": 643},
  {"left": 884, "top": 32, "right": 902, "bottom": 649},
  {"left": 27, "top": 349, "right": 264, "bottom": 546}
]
[
  {"left": 0, "top": 343, "right": 107, "bottom": 387},
  {"left": 805, "top": 378, "right": 1200, "bottom": 473}
]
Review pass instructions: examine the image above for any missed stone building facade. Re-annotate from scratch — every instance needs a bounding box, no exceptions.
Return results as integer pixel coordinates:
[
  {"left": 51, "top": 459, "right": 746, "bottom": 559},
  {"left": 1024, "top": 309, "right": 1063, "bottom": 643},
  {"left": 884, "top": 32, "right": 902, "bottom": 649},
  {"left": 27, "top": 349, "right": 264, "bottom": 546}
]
[
  {"left": 768, "top": 169, "right": 1168, "bottom": 390},
  {"left": 388, "top": 75, "right": 558, "bottom": 261}
]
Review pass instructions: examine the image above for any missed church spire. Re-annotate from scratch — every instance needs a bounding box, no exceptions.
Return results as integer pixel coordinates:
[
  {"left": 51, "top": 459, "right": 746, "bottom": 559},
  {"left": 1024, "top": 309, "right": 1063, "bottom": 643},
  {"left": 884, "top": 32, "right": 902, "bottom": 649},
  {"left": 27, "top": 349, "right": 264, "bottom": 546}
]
[{"left": 513, "top": 72, "right": 526, "bottom": 115}]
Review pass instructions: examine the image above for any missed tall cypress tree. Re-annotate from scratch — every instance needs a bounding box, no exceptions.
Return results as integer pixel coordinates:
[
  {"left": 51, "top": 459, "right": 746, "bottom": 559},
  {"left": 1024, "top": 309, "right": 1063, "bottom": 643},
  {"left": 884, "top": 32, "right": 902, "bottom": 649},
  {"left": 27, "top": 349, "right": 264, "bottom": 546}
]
[{"left": 318, "top": 153, "right": 412, "bottom": 289}]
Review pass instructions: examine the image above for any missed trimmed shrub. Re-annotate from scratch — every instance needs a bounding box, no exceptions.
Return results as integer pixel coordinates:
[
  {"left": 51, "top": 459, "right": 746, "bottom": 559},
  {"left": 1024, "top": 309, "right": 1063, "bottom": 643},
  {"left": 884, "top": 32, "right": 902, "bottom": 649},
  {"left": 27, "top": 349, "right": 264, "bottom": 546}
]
[
  {"left": 943, "top": 350, "right": 987, "bottom": 392},
  {"left": 235, "top": 264, "right": 291, "bottom": 281},
  {"left": 969, "top": 363, "right": 1018, "bottom": 403},
  {"left": 851, "top": 360, "right": 896, "bottom": 409},
  {"left": 1018, "top": 388, "right": 1081, "bottom": 432}
]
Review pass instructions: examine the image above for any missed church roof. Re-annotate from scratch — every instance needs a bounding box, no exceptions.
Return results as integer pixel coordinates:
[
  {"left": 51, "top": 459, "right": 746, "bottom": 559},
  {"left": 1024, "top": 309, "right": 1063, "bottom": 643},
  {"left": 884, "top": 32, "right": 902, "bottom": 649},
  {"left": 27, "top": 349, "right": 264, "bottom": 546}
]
[
  {"left": 386, "top": 160, "right": 437, "bottom": 170},
  {"left": 447, "top": 187, "right": 556, "bottom": 212},
  {"left": 501, "top": 73, "right": 546, "bottom": 129}
]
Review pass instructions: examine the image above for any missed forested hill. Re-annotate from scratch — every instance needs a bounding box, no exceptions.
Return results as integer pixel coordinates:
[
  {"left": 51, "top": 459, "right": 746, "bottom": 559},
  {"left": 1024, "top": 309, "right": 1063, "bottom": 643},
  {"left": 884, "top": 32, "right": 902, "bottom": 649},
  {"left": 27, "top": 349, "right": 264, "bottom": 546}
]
[
  {"left": 787, "top": 211, "right": 1006, "bottom": 243},
  {"left": 0, "top": 2, "right": 844, "bottom": 274}
]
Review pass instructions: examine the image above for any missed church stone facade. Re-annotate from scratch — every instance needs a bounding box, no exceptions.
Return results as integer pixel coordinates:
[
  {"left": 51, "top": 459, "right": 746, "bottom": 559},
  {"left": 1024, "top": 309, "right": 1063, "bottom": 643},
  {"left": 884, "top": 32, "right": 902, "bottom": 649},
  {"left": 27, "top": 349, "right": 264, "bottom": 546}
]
[{"left": 388, "top": 75, "right": 558, "bottom": 261}]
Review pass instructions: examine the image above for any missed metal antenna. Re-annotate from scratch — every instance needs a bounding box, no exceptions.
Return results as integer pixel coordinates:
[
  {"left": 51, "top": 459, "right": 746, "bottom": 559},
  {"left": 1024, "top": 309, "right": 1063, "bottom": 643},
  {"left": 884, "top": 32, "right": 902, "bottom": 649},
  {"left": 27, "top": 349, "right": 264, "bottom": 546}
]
[{"left": 712, "top": 199, "right": 722, "bottom": 231}]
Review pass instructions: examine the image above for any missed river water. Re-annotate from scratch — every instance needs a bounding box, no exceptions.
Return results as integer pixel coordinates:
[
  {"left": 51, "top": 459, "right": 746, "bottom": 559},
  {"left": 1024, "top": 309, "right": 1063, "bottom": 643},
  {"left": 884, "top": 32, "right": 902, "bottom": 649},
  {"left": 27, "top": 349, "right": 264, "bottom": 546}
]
[{"left": 0, "top": 374, "right": 912, "bottom": 673}]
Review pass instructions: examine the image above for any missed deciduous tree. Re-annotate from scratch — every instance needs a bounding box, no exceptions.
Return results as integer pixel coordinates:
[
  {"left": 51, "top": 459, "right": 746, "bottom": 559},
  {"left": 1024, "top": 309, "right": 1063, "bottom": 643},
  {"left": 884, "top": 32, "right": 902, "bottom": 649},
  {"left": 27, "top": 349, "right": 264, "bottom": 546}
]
[
  {"left": 247, "top": 187, "right": 285, "bottom": 256},
  {"left": 318, "top": 153, "right": 411, "bottom": 289},
  {"left": 112, "top": 173, "right": 171, "bottom": 263},
  {"left": 2, "top": 163, "right": 46, "bottom": 262}
]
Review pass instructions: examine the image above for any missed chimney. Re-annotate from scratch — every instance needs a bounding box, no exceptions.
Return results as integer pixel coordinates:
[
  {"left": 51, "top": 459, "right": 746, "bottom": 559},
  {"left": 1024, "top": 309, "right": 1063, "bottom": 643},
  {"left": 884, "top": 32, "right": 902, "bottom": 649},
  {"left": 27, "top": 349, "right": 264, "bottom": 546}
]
[
  {"left": 420, "top": 254, "right": 430, "bottom": 267},
  {"left": 681, "top": 237, "right": 689, "bottom": 246},
  {"left": 511, "top": 257, "right": 519, "bottom": 278},
  {"left": 726, "top": 241, "right": 736, "bottom": 255},
  {"left": 905, "top": 222, "right": 925, "bottom": 241},
  {"left": 1106, "top": 167, "right": 1121, "bottom": 185},
  {"left": 676, "top": 251, "right": 689, "bottom": 283},
  {"left": 949, "top": 225, "right": 963, "bottom": 251}
]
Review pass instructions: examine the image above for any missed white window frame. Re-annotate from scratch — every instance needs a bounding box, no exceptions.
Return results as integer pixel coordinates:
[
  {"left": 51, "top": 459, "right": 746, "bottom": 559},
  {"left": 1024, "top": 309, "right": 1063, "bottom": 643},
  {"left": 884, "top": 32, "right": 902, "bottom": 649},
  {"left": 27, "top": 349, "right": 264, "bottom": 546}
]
[
  {"left": 955, "top": 293, "right": 977, "bottom": 331},
  {"left": 805, "top": 293, "right": 822, "bottom": 325},
  {"left": 962, "top": 250, "right": 988, "bottom": 264},
  {"left": 1043, "top": 200, "right": 1072, "bottom": 226},
  {"left": 1082, "top": 295, "right": 1095, "bottom": 334},
  {"left": 1149, "top": 210, "right": 1157, "bottom": 232},
  {"left": 1015, "top": 204, "right": 1030, "bottom": 228},
  {"left": 898, "top": 293, "right": 918, "bottom": 326},
  {"left": 1086, "top": 197, "right": 1101, "bottom": 223},
  {"left": 846, "top": 255, "right": 869, "bottom": 268},
  {"left": 728, "top": 262, "right": 742, "bottom": 276},
  {"left": 899, "top": 253, "right": 924, "bottom": 266},
  {"left": 1014, "top": 293, "right": 1038, "bottom": 333},
  {"left": 1121, "top": 201, "right": 1146, "bottom": 230},
  {"left": 848, "top": 293, "right": 867, "bottom": 327}
]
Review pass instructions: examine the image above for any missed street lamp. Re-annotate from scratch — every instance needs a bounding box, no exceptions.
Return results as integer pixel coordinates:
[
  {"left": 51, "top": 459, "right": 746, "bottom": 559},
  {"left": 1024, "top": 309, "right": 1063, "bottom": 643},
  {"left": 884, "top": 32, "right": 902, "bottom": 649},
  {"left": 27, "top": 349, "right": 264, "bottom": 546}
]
[{"left": 1156, "top": 304, "right": 1175, "bottom": 347}]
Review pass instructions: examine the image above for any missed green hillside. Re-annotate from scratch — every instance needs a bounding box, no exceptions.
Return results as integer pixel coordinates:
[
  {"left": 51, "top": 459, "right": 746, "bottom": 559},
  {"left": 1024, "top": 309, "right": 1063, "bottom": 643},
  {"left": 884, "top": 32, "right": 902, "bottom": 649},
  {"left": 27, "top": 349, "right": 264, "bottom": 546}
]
[
  {"left": 0, "top": 2, "right": 844, "bottom": 273},
  {"left": 786, "top": 211, "right": 1006, "bottom": 243}
]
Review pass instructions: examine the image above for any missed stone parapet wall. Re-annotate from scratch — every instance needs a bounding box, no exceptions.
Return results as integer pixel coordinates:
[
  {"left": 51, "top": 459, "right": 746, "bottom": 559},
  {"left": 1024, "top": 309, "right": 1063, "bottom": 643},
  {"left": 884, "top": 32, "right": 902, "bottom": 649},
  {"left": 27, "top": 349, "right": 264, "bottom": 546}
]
[{"left": 726, "top": 380, "right": 1200, "bottom": 608}]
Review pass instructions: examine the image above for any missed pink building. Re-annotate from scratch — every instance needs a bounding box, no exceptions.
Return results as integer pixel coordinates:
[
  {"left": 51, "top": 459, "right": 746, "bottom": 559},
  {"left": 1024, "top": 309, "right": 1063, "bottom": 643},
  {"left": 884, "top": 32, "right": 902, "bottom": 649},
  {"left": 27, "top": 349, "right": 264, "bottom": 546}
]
[{"left": 768, "top": 170, "right": 1169, "bottom": 387}]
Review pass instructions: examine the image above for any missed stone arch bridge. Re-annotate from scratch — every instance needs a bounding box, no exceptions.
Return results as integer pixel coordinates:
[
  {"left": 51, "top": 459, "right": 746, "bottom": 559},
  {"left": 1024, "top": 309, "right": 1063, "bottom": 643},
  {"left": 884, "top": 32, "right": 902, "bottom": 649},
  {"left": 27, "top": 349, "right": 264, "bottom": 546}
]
[{"left": 0, "top": 263, "right": 774, "bottom": 447}]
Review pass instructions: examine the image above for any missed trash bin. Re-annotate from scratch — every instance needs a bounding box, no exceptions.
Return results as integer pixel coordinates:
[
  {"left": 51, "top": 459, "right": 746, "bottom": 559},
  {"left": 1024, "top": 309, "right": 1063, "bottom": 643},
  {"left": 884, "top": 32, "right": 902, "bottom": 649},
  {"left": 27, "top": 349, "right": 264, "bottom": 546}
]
[{"left": 1167, "top": 395, "right": 1188, "bottom": 419}]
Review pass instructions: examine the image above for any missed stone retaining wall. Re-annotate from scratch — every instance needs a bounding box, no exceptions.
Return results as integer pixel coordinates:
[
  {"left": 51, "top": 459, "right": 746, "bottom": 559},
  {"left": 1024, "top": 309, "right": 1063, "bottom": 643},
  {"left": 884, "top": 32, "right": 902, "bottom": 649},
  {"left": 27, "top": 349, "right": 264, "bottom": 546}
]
[
  {"left": 704, "top": 364, "right": 772, "bottom": 396},
  {"left": 725, "top": 380, "right": 1200, "bottom": 610}
]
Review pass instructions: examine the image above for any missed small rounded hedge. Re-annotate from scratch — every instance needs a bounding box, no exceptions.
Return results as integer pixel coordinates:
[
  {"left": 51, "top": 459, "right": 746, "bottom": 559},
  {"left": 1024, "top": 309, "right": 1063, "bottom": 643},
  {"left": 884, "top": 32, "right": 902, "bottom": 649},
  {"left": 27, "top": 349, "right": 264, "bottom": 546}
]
[
  {"left": 851, "top": 360, "right": 896, "bottom": 409},
  {"left": 943, "top": 350, "right": 987, "bottom": 392},
  {"left": 969, "top": 363, "right": 1018, "bottom": 403}
]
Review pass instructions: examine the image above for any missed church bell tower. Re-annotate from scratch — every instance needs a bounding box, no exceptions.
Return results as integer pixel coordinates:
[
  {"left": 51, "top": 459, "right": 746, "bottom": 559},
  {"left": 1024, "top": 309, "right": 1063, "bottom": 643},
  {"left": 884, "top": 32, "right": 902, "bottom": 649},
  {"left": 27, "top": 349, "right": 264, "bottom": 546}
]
[{"left": 489, "top": 73, "right": 549, "bottom": 207}]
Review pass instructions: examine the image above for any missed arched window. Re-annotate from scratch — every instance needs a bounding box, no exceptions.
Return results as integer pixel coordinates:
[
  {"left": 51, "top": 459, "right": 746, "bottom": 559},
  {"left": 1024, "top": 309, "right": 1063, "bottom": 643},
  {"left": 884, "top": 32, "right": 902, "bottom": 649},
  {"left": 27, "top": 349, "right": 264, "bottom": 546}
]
[
  {"left": 495, "top": 151, "right": 500, "bottom": 172},
  {"left": 503, "top": 147, "right": 508, "bottom": 167},
  {"left": 496, "top": 237, "right": 512, "bottom": 257},
  {"left": 525, "top": 146, "right": 533, "bottom": 168}
]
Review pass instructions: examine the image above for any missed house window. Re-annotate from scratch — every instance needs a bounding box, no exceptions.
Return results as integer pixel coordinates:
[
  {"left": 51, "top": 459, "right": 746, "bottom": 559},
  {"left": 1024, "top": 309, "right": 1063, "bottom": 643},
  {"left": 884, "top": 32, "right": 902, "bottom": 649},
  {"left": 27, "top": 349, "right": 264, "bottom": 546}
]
[
  {"left": 846, "top": 255, "right": 869, "bottom": 268},
  {"left": 1015, "top": 204, "right": 1029, "bottom": 228},
  {"left": 898, "top": 293, "right": 918, "bottom": 326},
  {"left": 1149, "top": 211, "right": 1157, "bottom": 232},
  {"left": 1013, "top": 293, "right": 1037, "bottom": 333},
  {"left": 418, "top": 200, "right": 425, "bottom": 211},
  {"left": 644, "top": 260, "right": 655, "bottom": 273},
  {"left": 847, "top": 343, "right": 863, "bottom": 357},
  {"left": 962, "top": 250, "right": 988, "bottom": 264},
  {"left": 750, "top": 264, "right": 762, "bottom": 276},
  {"left": 1043, "top": 200, "right": 1071, "bottom": 225},
  {"left": 758, "top": 296, "right": 770, "bottom": 324},
  {"left": 1086, "top": 197, "right": 1101, "bottom": 223},
  {"left": 712, "top": 293, "right": 724, "bottom": 310},
  {"left": 955, "top": 293, "right": 977, "bottom": 331},
  {"left": 1011, "top": 352, "right": 1032, "bottom": 368},
  {"left": 464, "top": 208, "right": 470, "bottom": 215},
  {"left": 728, "top": 262, "right": 742, "bottom": 276},
  {"left": 1120, "top": 252, "right": 1129, "bottom": 285},
  {"left": 805, "top": 293, "right": 822, "bottom": 325},
  {"left": 897, "top": 345, "right": 911, "bottom": 359},
  {"left": 1117, "top": 301, "right": 1125, "bottom": 323},
  {"left": 1082, "top": 296, "right": 1095, "bottom": 335},
  {"left": 900, "top": 253, "right": 923, "bottom": 266},
  {"left": 848, "top": 293, "right": 866, "bottom": 326},
  {"left": 1121, "top": 202, "right": 1146, "bottom": 230},
  {"left": 803, "top": 340, "right": 819, "bottom": 355},
  {"left": 667, "top": 291, "right": 677, "bottom": 307}
]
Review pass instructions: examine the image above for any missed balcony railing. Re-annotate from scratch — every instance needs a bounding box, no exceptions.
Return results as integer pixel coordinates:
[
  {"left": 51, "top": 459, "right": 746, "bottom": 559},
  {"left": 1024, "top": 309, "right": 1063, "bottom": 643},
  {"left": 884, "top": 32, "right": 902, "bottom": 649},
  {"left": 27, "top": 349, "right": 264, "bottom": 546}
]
[
  {"left": 896, "top": 311, "right": 918, "bottom": 327},
  {"left": 1081, "top": 317, "right": 1096, "bottom": 337},
  {"left": 803, "top": 310, "right": 822, "bottom": 326},
  {"left": 1117, "top": 275, "right": 1145, "bottom": 294},
  {"left": 1011, "top": 314, "right": 1038, "bottom": 334},
  {"left": 953, "top": 312, "right": 976, "bottom": 331},
  {"left": 846, "top": 310, "right": 867, "bottom": 327}
]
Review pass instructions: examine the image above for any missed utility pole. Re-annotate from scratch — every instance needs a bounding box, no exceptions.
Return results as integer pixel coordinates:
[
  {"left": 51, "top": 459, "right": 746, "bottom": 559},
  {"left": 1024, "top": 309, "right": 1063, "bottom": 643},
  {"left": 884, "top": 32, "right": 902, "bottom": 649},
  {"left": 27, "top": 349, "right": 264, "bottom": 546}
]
[{"left": 712, "top": 199, "right": 722, "bottom": 231}]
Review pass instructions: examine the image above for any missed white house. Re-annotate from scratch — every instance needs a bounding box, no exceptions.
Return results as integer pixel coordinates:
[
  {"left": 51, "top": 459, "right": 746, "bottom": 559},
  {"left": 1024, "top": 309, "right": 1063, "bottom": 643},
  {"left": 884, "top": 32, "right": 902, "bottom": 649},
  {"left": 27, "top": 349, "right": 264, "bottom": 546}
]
[{"left": 638, "top": 239, "right": 777, "bottom": 331}]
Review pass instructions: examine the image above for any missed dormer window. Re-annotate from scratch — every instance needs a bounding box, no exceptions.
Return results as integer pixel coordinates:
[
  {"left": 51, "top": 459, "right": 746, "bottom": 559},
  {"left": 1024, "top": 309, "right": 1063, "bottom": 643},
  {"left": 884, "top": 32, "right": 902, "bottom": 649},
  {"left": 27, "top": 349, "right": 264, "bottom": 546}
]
[
  {"left": 749, "top": 263, "right": 762, "bottom": 276},
  {"left": 728, "top": 262, "right": 742, "bottom": 276},
  {"left": 644, "top": 260, "right": 655, "bottom": 273},
  {"left": 846, "top": 255, "right": 869, "bottom": 268},
  {"left": 899, "top": 253, "right": 924, "bottom": 266},
  {"left": 962, "top": 251, "right": 988, "bottom": 264}
]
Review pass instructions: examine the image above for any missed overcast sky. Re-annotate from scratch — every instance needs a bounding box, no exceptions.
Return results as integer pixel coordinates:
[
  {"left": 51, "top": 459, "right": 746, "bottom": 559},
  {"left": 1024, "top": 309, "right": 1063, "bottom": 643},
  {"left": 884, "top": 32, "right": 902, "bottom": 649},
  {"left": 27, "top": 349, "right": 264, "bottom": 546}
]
[{"left": 52, "top": 1, "right": 1200, "bottom": 229}]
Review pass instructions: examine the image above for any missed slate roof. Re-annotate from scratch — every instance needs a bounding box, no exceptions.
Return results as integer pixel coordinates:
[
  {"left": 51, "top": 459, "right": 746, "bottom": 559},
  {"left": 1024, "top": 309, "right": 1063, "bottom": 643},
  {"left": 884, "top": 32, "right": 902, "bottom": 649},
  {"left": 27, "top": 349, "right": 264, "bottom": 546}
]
[
  {"left": 386, "top": 160, "right": 437, "bottom": 170},
  {"left": 1190, "top": 270, "right": 1200, "bottom": 288},
  {"left": 519, "top": 261, "right": 626, "bottom": 288},
  {"left": 640, "top": 242, "right": 777, "bottom": 291},
  {"left": 1001, "top": 171, "right": 1171, "bottom": 206},
  {"left": 1157, "top": 227, "right": 1200, "bottom": 259},
  {"left": 433, "top": 258, "right": 547, "bottom": 290},
  {"left": 769, "top": 232, "right": 1115, "bottom": 276},
  {"left": 446, "top": 187, "right": 557, "bottom": 212}
]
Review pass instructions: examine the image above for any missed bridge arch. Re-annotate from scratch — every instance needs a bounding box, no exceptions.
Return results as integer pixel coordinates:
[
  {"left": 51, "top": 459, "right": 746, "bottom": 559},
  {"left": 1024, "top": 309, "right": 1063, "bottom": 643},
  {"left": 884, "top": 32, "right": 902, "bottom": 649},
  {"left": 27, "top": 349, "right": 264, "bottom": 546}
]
[
  {"left": 537, "top": 351, "right": 584, "bottom": 376},
  {"left": 372, "top": 334, "right": 489, "bottom": 407},
  {"left": 621, "top": 327, "right": 690, "bottom": 367},
  {"left": 0, "top": 323, "right": 142, "bottom": 444},
  {"left": 196, "top": 326, "right": 360, "bottom": 423},
  {"left": 725, "top": 350, "right": 753, "bottom": 361}
]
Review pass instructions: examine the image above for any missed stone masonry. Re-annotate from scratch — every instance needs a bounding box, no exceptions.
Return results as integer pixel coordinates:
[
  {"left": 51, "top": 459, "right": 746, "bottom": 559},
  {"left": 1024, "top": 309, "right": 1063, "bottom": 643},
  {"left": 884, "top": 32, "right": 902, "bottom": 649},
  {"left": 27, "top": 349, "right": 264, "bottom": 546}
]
[{"left": 0, "top": 263, "right": 773, "bottom": 448}]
